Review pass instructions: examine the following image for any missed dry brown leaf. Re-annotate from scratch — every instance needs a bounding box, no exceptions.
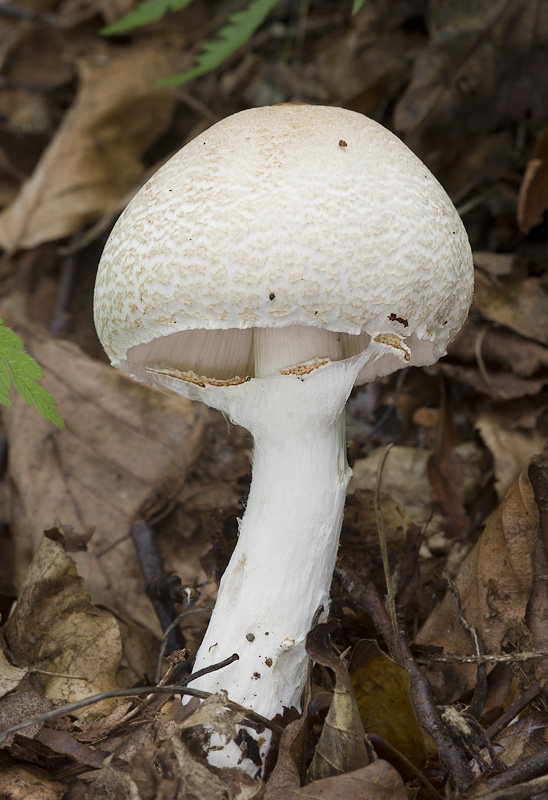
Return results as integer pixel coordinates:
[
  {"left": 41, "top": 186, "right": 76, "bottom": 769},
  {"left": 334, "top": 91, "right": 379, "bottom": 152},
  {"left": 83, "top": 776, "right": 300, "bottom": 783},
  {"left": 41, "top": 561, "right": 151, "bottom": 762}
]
[
  {"left": 349, "top": 443, "right": 482, "bottom": 539},
  {"left": 0, "top": 759, "right": 66, "bottom": 800},
  {"left": 264, "top": 716, "right": 304, "bottom": 798},
  {"left": 4, "top": 533, "right": 122, "bottom": 719},
  {"left": 349, "top": 446, "right": 434, "bottom": 525},
  {"left": 306, "top": 623, "right": 368, "bottom": 783},
  {"left": 351, "top": 640, "right": 427, "bottom": 767},
  {"left": 343, "top": 488, "right": 413, "bottom": 548},
  {"left": 2, "top": 314, "right": 206, "bottom": 636},
  {"left": 475, "top": 412, "right": 546, "bottom": 499},
  {"left": 474, "top": 270, "right": 548, "bottom": 347},
  {"left": 0, "top": 44, "right": 176, "bottom": 252},
  {"left": 291, "top": 760, "right": 407, "bottom": 799},
  {"left": 416, "top": 464, "right": 540, "bottom": 699}
]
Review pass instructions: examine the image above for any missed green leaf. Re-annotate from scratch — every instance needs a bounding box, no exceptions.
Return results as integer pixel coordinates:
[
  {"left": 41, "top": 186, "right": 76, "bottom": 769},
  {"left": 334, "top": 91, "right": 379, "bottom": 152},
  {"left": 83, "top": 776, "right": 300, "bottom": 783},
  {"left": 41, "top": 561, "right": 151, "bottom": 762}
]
[
  {"left": 157, "top": 0, "right": 280, "bottom": 87},
  {"left": 0, "top": 318, "right": 64, "bottom": 429},
  {"left": 352, "top": 0, "right": 367, "bottom": 13},
  {"left": 101, "top": 0, "right": 195, "bottom": 36}
]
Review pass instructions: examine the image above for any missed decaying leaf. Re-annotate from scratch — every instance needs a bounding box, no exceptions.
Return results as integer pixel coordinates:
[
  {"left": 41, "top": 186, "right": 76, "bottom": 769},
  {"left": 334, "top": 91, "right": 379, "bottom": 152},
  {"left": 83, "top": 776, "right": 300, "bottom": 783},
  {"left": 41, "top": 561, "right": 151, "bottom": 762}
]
[
  {"left": 350, "top": 640, "right": 427, "bottom": 767},
  {"left": 3, "top": 533, "right": 122, "bottom": 719},
  {"left": 0, "top": 44, "right": 177, "bottom": 252},
  {"left": 2, "top": 314, "right": 206, "bottom": 635},
  {"left": 306, "top": 623, "right": 368, "bottom": 783},
  {"left": 416, "top": 463, "right": 540, "bottom": 699}
]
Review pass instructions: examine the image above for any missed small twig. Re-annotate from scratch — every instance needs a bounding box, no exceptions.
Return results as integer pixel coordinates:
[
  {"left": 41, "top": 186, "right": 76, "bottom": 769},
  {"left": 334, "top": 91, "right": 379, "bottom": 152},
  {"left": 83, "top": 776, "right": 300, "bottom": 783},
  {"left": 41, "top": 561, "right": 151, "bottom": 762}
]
[
  {"left": 0, "top": 660, "right": 283, "bottom": 746},
  {"left": 416, "top": 652, "right": 548, "bottom": 665},
  {"left": 130, "top": 520, "right": 186, "bottom": 654},
  {"left": 0, "top": 76, "right": 61, "bottom": 93},
  {"left": 155, "top": 607, "right": 212, "bottom": 684},
  {"left": 51, "top": 233, "right": 80, "bottom": 336},
  {"left": 368, "top": 733, "right": 445, "bottom": 800},
  {"left": 446, "top": 572, "right": 487, "bottom": 719},
  {"left": 375, "top": 443, "right": 403, "bottom": 665},
  {"left": 336, "top": 562, "right": 398, "bottom": 657},
  {"left": 182, "top": 648, "right": 233, "bottom": 685},
  {"left": 486, "top": 681, "right": 542, "bottom": 741},
  {"left": 29, "top": 668, "right": 89, "bottom": 681},
  {"left": 474, "top": 326, "right": 492, "bottom": 388},
  {"left": 479, "top": 743, "right": 548, "bottom": 795},
  {"left": 467, "top": 773, "right": 548, "bottom": 800},
  {"left": 399, "top": 635, "right": 474, "bottom": 790},
  {"left": 337, "top": 559, "right": 472, "bottom": 789}
]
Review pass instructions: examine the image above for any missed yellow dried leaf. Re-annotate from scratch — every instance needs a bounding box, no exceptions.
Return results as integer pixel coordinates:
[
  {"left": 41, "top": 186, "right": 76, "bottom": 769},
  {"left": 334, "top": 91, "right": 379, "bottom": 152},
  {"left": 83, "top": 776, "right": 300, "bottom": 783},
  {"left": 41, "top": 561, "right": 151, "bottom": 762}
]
[{"left": 351, "top": 640, "right": 427, "bottom": 767}]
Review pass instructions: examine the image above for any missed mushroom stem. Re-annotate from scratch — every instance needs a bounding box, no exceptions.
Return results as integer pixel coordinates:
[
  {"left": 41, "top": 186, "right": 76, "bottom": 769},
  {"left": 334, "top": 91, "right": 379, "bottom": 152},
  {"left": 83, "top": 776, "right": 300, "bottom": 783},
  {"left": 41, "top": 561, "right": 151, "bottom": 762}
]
[{"left": 187, "top": 353, "right": 364, "bottom": 767}]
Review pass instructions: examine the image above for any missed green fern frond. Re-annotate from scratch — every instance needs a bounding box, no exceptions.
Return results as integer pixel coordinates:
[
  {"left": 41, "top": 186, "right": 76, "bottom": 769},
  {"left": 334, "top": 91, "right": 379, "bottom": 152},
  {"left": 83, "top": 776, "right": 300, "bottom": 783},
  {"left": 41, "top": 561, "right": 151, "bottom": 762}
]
[
  {"left": 351, "top": 0, "right": 367, "bottom": 13},
  {"left": 101, "top": 0, "right": 195, "bottom": 35},
  {"left": 0, "top": 319, "right": 64, "bottom": 429},
  {"left": 157, "top": 0, "right": 280, "bottom": 87}
]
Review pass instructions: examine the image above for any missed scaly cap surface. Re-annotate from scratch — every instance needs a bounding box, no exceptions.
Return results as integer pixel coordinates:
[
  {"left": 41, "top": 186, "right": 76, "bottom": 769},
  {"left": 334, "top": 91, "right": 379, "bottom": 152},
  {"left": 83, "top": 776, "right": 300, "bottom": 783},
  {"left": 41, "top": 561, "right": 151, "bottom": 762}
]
[{"left": 94, "top": 104, "right": 473, "bottom": 383}]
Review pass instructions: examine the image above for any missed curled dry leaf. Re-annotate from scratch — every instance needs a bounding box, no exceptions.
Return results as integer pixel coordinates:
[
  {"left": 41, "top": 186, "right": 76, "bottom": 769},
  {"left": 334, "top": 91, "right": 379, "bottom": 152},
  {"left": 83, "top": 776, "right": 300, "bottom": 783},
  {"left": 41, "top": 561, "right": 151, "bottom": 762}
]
[
  {"left": 3, "top": 534, "right": 122, "bottom": 720},
  {"left": 306, "top": 623, "right": 368, "bottom": 783},
  {"left": 0, "top": 44, "right": 176, "bottom": 252},
  {"left": 2, "top": 314, "right": 206, "bottom": 637},
  {"left": 416, "top": 463, "right": 540, "bottom": 700},
  {"left": 350, "top": 640, "right": 428, "bottom": 768}
]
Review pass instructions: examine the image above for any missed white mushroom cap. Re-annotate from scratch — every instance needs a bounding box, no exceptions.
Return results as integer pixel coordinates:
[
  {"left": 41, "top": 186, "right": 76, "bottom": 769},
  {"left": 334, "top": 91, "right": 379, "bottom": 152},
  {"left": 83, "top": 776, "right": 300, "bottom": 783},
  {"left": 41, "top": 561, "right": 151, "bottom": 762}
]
[{"left": 94, "top": 104, "right": 473, "bottom": 386}]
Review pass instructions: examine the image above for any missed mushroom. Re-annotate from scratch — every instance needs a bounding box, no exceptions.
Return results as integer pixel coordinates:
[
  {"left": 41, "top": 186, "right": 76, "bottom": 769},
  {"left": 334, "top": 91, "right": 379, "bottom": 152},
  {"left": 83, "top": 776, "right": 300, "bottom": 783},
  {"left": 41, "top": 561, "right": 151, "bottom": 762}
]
[{"left": 94, "top": 104, "right": 474, "bottom": 770}]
